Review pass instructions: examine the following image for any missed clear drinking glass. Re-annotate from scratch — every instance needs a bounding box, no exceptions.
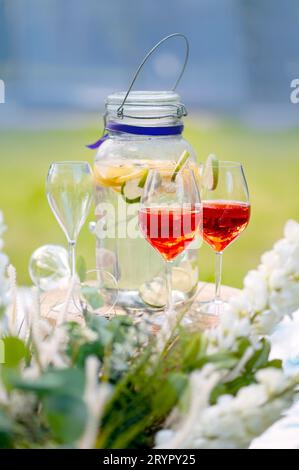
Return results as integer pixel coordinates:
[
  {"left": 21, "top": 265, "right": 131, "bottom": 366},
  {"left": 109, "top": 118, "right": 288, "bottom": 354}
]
[
  {"left": 29, "top": 244, "right": 70, "bottom": 291},
  {"left": 138, "top": 167, "right": 202, "bottom": 323},
  {"left": 200, "top": 161, "right": 250, "bottom": 316},
  {"left": 46, "top": 161, "right": 94, "bottom": 280},
  {"left": 79, "top": 269, "right": 119, "bottom": 317}
]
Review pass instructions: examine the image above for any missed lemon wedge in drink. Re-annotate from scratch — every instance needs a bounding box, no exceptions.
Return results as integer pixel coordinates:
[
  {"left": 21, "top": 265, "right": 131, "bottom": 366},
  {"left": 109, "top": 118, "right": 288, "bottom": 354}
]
[
  {"left": 202, "top": 154, "right": 219, "bottom": 190},
  {"left": 171, "top": 150, "right": 190, "bottom": 182}
]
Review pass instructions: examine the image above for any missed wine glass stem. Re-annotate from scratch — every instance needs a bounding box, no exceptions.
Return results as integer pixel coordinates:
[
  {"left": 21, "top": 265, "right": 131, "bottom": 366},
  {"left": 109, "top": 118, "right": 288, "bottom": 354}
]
[
  {"left": 215, "top": 251, "right": 223, "bottom": 303},
  {"left": 69, "top": 241, "right": 76, "bottom": 279},
  {"left": 165, "top": 261, "right": 173, "bottom": 312}
]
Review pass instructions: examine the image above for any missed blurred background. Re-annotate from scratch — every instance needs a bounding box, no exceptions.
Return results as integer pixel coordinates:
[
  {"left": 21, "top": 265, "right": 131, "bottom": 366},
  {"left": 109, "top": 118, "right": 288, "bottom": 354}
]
[{"left": 0, "top": 0, "right": 299, "bottom": 286}]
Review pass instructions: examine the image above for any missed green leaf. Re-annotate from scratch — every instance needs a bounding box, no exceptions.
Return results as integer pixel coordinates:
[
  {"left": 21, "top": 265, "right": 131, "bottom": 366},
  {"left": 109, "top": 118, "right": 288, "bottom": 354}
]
[
  {"left": 245, "top": 339, "right": 271, "bottom": 372},
  {"left": 152, "top": 372, "right": 188, "bottom": 414},
  {"left": 168, "top": 372, "right": 188, "bottom": 396},
  {"left": 81, "top": 285, "right": 104, "bottom": 310},
  {"left": 195, "top": 351, "right": 239, "bottom": 370},
  {"left": 44, "top": 394, "right": 87, "bottom": 444},
  {"left": 210, "top": 374, "right": 255, "bottom": 405},
  {"left": 181, "top": 333, "right": 204, "bottom": 370},
  {"left": 0, "top": 410, "right": 14, "bottom": 449},
  {"left": 11, "top": 368, "right": 85, "bottom": 398},
  {"left": 1, "top": 337, "right": 30, "bottom": 368},
  {"left": 265, "top": 359, "right": 282, "bottom": 369},
  {"left": 76, "top": 256, "right": 87, "bottom": 282},
  {"left": 236, "top": 337, "right": 252, "bottom": 357},
  {"left": 75, "top": 341, "right": 105, "bottom": 368}
]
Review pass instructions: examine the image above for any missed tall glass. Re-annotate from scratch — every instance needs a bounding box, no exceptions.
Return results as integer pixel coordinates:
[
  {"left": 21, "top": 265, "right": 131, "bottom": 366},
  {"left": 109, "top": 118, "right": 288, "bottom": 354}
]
[
  {"left": 138, "top": 167, "right": 202, "bottom": 322},
  {"left": 46, "top": 161, "right": 94, "bottom": 280},
  {"left": 200, "top": 161, "right": 250, "bottom": 315}
]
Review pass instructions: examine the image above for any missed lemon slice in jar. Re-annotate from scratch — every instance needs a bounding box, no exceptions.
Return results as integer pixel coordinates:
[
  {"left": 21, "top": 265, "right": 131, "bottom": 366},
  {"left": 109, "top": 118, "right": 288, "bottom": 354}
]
[
  {"left": 121, "top": 169, "right": 149, "bottom": 204},
  {"left": 171, "top": 267, "right": 194, "bottom": 293},
  {"left": 94, "top": 163, "right": 141, "bottom": 188},
  {"left": 139, "top": 265, "right": 197, "bottom": 308},
  {"left": 139, "top": 277, "right": 167, "bottom": 308}
]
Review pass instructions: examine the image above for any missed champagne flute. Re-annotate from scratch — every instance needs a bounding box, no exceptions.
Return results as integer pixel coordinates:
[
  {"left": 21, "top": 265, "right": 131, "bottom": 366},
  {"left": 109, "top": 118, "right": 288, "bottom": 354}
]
[
  {"left": 46, "top": 161, "right": 94, "bottom": 281},
  {"left": 138, "top": 167, "right": 202, "bottom": 323},
  {"left": 200, "top": 161, "right": 250, "bottom": 316}
]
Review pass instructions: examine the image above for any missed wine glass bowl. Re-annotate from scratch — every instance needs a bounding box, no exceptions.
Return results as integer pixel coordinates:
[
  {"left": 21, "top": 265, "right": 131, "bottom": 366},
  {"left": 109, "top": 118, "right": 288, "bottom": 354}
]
[
  {"left": 47, "top": 162, "right": 94, "bottom": 245},
  {"left": 202, "top": 201, "right": 250, "bottom": 252},
  {"left": 46, "top": 161, "right": 94, "bottom": 279}
]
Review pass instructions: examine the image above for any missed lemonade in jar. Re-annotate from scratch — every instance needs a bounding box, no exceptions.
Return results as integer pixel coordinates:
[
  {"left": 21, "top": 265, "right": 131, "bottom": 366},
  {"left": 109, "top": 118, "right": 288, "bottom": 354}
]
[{"left": 92, "top": 90, "right": 200, "bottom": 312}]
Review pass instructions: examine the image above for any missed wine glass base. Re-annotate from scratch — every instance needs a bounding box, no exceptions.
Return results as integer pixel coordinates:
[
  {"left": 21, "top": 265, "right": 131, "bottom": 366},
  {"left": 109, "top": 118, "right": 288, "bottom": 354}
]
[
  {"left": 147, "top": 306, "right": 193, "bottom": 330},
  {"left": 51, "top": 294, "right": 82, "bottom": 316},
  {"left": 196, "top": 299, "right": 229, "bottom": 316}
]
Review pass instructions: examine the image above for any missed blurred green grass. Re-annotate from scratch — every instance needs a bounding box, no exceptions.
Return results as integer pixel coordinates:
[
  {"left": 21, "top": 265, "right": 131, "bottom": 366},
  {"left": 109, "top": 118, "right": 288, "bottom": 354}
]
[{"left": 0, "top": 118, "right": 299, "bottom": 287}]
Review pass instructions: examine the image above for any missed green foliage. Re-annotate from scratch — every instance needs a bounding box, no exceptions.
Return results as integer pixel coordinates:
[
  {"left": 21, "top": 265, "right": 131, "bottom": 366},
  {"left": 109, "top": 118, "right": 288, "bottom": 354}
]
[
  {"left": 10, "top": 368, "right": 85, "bottom": 398},
  {"left": 0, "top": 410, "right": 15, "bottom": 448},
  {"left": 44, "top": 394, "right": 87, "bottom": 444},
  {"left": 210, "top": 338, "right": 280, "bottom": 405},
  {"left": 81, "top": 286, "right": 104, "bottom": 311},
  {"left": 0, "top": 316, "right": 284, "bottom": 449},
  {"left": 2, "top": 337, "right": 30, "bottom": 369},
  {"left": 67, "top": 315, "right": 140, "bottom": 377}
]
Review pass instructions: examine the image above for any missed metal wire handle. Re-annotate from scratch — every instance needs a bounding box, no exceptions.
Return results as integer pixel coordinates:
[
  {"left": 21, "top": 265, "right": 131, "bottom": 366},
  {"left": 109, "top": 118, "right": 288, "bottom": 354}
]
[{"left": 116, "top": 33, "right": 189, "bottom": 119}]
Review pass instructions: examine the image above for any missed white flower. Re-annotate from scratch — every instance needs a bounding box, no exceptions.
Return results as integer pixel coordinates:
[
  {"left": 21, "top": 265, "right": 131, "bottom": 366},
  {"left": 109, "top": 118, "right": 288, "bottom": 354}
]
[
  {"left": 268, "top": 269, "right": 288, "bottom": 291},
  {"left": 77, "top": 356, "right": 111, "bottom": 449},
  {"left": 261, "top": 250, "right": 280, "bottom": 272},
  {"left": 269, "top": 282, "right": 299, "bottom": 317},
  {"left": 0, "top": 253, "right": 8, "bottom": 271},
  {"left": 274, "top": 239, "right": 295, "bottom": 261},
  {"left": 284, "top": 219, "right": 299, "bottom": 244},
  {"left": 244, "top": 270, "right": 268, "bottom": 311},
  {"left": 155, "top": 365, "right": 220, "bottom": 449},
  {"left": 156, "top": 369, "right": 296, "bottom": 449},
  {"left": 256, "top": 368, "right": 288, "bottom": 395},
  {"left": 155, "top": 430, "right": 174, "bottom": 447},
  {"left": 253, "top": 309, "right": 281, "bottom": 335},
  {"left": 228, "top": 292, "right": 253, "bottom": 317},
  {"left": 234, "top": 384, "right": 268, "bottom": 409},
  {"left": 206, "top": 303, "right": 252, "bottom": 353}
]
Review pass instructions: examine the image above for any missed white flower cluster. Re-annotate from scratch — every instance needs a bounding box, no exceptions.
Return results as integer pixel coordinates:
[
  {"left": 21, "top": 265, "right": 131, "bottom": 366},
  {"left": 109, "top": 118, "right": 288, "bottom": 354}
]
[
  {"left": 207, "top": 220, "right": 299, "bottom": 353},
  {"left": 156, "top": 367, "right": 297, "bottom": 449},
  {"left": 156, "top": 220, "right": 299, "bottom": 449},
  {"left": 0, "top": 211, "right": 9, "bottom": 312},
  {"left": 242, "top": 220, "right": 299, "bottom": 334}
]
